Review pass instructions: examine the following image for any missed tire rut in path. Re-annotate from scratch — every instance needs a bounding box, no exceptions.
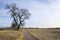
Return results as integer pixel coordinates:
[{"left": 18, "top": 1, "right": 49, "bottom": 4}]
[{"left": 24, "top": 31, "right": 39, "bottom": 40}]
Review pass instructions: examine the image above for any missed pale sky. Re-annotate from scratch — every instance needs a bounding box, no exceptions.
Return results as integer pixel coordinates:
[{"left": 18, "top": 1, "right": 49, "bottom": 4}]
[{"left": 0, "top": 0, "right": 60, "bottom": 28}]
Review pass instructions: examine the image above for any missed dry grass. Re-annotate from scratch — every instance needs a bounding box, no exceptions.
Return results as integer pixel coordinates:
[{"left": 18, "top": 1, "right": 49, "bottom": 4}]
[
  {"left": 28, "top": 28, "right": 60, "bottom": 40},
  {"left": 0, "top": 29, "right": 24, "bottom": 40},
  {"left": 0, "top": 28, "right": 60, "bottom": 40}
]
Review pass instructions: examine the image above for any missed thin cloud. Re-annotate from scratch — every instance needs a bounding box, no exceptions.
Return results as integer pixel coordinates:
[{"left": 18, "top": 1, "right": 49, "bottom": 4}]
[{"left": 0, "top": 0, "right": 60, "bottom": 28}]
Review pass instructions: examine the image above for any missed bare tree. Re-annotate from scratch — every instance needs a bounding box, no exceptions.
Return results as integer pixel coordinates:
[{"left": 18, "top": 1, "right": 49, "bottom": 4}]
[{"left": 5, "top": 3, "right": 31, "bottom": 30}]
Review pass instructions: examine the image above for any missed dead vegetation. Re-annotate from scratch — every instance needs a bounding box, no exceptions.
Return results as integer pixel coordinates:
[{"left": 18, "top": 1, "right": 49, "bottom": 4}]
[
  {"left": 0, "top": 28, "right": 60, "bottom": 40},
  {"left": 28, "top": 28, "right": 60, "bottom": 40},
  {"left": 0, "top": 29, "right": 24, "bottom": 40}
]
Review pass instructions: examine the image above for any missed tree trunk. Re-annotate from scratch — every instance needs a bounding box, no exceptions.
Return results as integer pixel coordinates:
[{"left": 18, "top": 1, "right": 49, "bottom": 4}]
[{"left": 17, "top": 25, "right": 20, "bottom": 31}]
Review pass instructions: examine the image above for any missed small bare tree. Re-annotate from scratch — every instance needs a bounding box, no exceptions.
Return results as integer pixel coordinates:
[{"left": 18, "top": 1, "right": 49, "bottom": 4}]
[
  {"left": 5, "top": 3, "right": 31, "bottom": 30},
  {"left": 11, "top": 22, "right": 16, "bottom": 29}
]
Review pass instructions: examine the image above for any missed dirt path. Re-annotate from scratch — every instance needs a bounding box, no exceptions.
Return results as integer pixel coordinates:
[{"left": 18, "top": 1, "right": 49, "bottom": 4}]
[{"left": 24, "top": 31, "right": 39, "bottom": 40}]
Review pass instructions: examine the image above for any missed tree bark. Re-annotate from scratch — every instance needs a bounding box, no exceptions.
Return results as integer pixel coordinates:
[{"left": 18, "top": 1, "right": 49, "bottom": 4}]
[{"left": 17, "top": 25, "right": 20, "bottom": 30}]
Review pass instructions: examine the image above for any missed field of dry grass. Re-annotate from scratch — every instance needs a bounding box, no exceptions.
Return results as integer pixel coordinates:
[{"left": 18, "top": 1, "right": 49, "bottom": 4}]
[
  {"left": 0, "top": 28, "right": 60, "bottom": 40},
  {"left": 0, "top": 29, "right": 24, "bottom": 40},
  {"left": 28, "top": 28, "right": 60, "bottom": 40}
]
